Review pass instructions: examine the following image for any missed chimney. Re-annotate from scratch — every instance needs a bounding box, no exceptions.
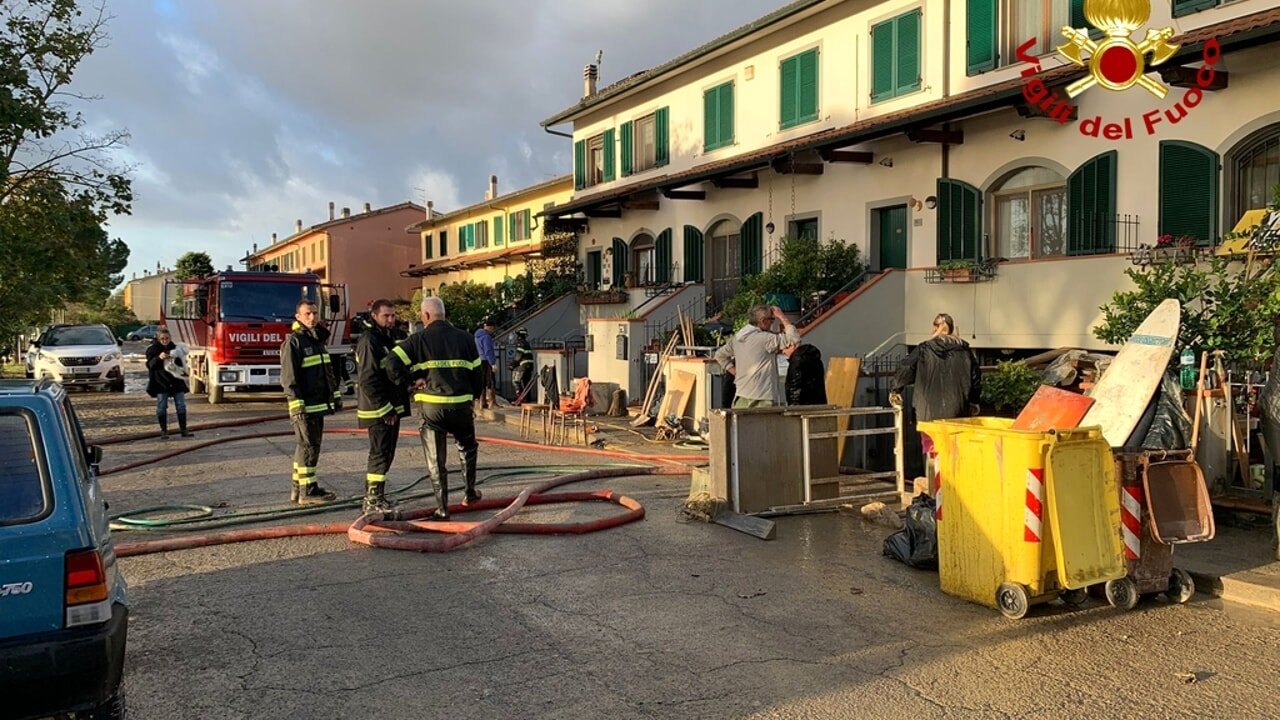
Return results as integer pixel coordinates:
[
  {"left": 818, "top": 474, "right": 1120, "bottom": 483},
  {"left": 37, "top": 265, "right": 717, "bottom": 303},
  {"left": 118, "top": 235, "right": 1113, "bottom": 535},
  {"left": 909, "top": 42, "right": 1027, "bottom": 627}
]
[
  {"left": 342, "top": 207, "right": 351, "bottom": 218},
  {"left": 329, "top": 201, "right": 335, "bottom": 221},
  {"left": 583, "top": 64, "right": 598, "bottom": 97},
  {"left": 426, "top": 200, "right": 434, "bottom": 219},
  {"left": 486, "top": 175, "right": 498, "bottom": 201},
  {"left": 271, "top": 232, "right": 277, "bottom": 243},
  {"left": 296, "top": 219, "right": 303, "bottom": 233},
  {"left": 363, "top": 202, "right": 371, "bottom": 213},
  {"left": 253, "top": 242, "right": 258, "bottom": 252}
]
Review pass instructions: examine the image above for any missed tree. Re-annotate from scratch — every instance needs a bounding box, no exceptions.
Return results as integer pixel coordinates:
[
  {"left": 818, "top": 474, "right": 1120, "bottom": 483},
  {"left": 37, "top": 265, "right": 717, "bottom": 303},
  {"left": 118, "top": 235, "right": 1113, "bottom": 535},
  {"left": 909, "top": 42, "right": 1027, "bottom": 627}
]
[
  {"left": 437, "top": 281, "right": 498, "bottom": 333},
  {"left": 61, "top": 290, "right": 136, "bottom": 329},
  {"left": 174, "top": 251, "right": 214, "bottom": 280},
  {"left": 0, "top": 0, "right": 132, "bottom": 339},
  {"left": 1094, "top": 256, "right": 1280, "bottom": 368}
]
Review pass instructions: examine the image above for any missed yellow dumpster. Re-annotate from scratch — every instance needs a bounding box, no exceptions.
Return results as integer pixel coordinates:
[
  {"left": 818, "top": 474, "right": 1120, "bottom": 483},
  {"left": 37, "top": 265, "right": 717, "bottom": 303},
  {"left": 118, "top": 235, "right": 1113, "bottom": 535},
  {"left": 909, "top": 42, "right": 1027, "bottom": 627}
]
[{"left": 918, "top": 418, "right": 1126, "bottom": 619}]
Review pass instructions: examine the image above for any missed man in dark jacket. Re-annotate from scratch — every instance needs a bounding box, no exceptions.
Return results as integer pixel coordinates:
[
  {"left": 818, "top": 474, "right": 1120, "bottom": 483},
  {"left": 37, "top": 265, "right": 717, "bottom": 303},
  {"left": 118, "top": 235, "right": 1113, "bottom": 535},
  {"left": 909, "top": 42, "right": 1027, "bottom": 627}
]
[
  {"left": 784, "top": 343, "right": 828, "bottom": 406},
  {"left": 387, "top": 296, "right": 486, "bottom": 520},
  {"left": 512, "top": 327, "right": 535, "bottom": 404},
  {"left": 891, "top": 313, "right": 982, "bottom": 463},
  {"left": 280, "top": 299, "right": 342, "bottom": 505},
  {"left": 355, "top": 299, "right": 410, "bottom": 514}
]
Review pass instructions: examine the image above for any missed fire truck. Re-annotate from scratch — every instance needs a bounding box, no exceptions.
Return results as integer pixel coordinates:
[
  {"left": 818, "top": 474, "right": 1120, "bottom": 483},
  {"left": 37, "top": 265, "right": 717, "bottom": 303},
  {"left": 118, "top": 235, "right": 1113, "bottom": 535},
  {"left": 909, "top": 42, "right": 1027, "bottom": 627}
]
[{"left": 163, "top": 270, "right": 353, "bottom": 404}]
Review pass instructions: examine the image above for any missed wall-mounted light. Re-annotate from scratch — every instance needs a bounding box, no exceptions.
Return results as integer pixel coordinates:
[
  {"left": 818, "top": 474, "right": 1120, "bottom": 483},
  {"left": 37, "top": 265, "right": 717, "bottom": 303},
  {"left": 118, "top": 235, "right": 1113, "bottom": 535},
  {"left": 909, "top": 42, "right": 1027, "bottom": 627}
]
[
  {"left": 604, "top": 247, "right": 613, "bottom": 257},
  {"left": 765, "top": 221, "right": 776, "bottom": 235},
  {"left": 879, "top": 157, "right": 894, "bottom": 168},
  {"left": 925, "top": 196, "right": 938, "bottom": 209},
  {"left": 1009, "top": 129, "right": 1026, "bottom": 142}
]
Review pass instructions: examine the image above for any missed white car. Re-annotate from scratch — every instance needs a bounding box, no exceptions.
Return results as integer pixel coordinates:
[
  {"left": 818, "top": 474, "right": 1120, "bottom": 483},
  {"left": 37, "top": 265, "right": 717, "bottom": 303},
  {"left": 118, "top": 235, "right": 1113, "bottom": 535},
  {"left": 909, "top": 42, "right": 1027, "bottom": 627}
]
[{"left": 29, "top": 324, "right": 126, "bottom": 392}]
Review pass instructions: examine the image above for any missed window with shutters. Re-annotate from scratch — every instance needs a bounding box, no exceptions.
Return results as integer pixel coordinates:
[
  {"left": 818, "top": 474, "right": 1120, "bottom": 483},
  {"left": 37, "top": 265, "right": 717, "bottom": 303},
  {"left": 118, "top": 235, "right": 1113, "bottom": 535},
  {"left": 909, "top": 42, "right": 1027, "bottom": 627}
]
[
  {"left": 1067, "top": 151, "right": 1118, "bottom": 255},
  {"left": 632, "top": 234, "right": 656, "bottom": 286},
  {"left": 870, "top": 11, "right": 921, "bottom": 103},
  {"left": 779, "top": 48, "right": 819, "bottom": 129},
  {"left": 438, "top": 230, "right": 447, "bottom": 257},
  {"left": 1172, "top": 0, "right": 1220, "bottom": 18},
  {"left": 937, "top": 179, "right": 982, "bottom": 262},
  {"left": 703, "top": 82, "right": 735, "bottom": 152},
  {"left": 424, "top": 233, "right": 433, "bottom": 259},
  {"left": 512, "top": 209, "right": 530, "bottom": 242},
  {"left": 1159, "top": 141, "right": 1219, "bottom": 245},
  {"left": 473, "top": 220, "right": 488, "bottom": 250},
  {"left": 493, "top": 215, "right": 504, "bottom": 246},
  {"left": 632, "top": 114, "right": 657, "bottom": 172}
]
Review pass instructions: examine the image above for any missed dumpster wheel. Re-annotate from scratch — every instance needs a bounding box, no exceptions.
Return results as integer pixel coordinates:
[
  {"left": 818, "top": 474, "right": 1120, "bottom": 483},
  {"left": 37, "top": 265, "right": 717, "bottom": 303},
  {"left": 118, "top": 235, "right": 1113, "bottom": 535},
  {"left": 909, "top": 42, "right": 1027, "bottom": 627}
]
[
  {"left": 1060, "top": 588, "right": 1089, "bottom": 608},
  {"left": 997, "top": 583, "right": 1030, "bottom": 619},
  {"left": 1105, "top": 577, "right": 1138, "bottom": 611},
  {"left": 1165, "top": 568, "right": 1195, "bottom": 604}
]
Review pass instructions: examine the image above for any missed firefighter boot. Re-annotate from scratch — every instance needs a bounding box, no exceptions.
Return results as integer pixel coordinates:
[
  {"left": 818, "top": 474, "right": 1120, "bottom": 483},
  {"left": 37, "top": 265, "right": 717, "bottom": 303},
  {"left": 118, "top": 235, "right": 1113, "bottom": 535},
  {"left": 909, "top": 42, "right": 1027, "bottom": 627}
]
[
  {"left": 296, "top": 482, "right": 338, "bottom": 505},
  {"left": 157, "top": 414, "right": 169, "bottom": 440},
  {"left": 290, "top": 483, "right": 299, "bottom": 504},
  {"left": 362, "top": 481, "right": 395, "bottom": 514},
  {"left": 461, "top": 445, "right": 481, "bottom": 506},
  {"left": 178, "top": 412, "right": 194, "bottom": 438},
  {"left": 424, "top": 431, "right": 449, "bottom": 520}
]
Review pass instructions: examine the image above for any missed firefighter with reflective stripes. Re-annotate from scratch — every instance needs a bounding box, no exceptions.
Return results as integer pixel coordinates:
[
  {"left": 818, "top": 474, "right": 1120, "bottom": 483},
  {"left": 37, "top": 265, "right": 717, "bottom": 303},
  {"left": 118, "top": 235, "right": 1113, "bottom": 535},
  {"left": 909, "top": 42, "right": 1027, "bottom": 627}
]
[
  {"left": 386, "top": 296, "right": 485, "bottom": 520},
  {"left": 512, "top": 327, "right": 535, "bottom": 404},
  {"left": 280, "top": 299, "right": 342, "bottom": 504},
  {"left": 355, "top": 299, "right": 409, "bottom": 514}
]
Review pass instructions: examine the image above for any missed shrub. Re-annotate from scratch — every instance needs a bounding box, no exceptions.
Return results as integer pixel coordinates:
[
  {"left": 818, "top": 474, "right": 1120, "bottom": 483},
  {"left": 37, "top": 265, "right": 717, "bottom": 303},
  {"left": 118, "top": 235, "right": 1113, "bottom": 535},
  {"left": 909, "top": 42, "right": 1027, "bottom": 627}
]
[{"left": 980, "top": 360, "right": 1041, "bottom": 412}]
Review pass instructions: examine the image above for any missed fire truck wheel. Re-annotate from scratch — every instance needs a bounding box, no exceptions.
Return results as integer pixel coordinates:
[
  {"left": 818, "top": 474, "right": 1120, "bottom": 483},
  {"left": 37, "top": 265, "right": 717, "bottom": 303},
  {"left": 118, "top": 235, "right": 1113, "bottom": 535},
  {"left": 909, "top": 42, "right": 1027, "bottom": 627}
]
[{"left": 208, "top": 385, "right": 224, "bottom": 404}]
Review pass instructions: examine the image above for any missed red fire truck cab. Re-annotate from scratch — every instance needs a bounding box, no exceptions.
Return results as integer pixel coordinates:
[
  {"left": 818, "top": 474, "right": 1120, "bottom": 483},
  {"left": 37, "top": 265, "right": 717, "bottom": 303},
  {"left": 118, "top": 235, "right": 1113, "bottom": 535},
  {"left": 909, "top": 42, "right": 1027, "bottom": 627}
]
[{"left": 163, "top": 271, "right": 353, "bottom": 404}]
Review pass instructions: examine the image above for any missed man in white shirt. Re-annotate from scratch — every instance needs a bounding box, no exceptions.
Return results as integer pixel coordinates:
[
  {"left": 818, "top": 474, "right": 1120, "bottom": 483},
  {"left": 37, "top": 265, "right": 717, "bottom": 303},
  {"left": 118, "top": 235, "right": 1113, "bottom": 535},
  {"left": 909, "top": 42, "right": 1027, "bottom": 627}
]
[{"left": 714, "top": 304, "right": 800, "bottom": 408}]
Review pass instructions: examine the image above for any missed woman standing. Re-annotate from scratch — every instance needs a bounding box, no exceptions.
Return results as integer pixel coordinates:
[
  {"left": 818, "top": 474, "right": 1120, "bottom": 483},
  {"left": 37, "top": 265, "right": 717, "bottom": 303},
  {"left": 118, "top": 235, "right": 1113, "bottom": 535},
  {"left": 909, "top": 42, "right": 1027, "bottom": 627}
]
[{"left": 146, "top": 328, "right": 193, "bottom": 439}]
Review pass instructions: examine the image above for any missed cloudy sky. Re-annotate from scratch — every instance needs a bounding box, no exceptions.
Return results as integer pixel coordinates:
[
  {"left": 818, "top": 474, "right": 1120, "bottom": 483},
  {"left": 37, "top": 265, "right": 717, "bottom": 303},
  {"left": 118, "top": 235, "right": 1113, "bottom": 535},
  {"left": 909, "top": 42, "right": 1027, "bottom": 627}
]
[{"left": 71, "top": 0, "right": 783, "bottom": 283}]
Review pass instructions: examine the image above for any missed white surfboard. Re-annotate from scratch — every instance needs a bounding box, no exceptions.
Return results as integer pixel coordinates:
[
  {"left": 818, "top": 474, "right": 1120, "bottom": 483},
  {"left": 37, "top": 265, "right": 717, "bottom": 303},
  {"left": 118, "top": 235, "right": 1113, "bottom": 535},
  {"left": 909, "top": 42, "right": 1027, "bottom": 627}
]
[{"left": 1080, "top": 299, "right": 1181, "bottom": 447}]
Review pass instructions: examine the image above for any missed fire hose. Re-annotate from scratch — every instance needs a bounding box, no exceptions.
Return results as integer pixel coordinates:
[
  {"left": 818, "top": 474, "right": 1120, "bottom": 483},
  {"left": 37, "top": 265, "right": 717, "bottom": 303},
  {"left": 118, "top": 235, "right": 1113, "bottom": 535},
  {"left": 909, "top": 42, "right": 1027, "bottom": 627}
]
[{"left": 102, "top": 413, "right": 702, "bottom": 557}]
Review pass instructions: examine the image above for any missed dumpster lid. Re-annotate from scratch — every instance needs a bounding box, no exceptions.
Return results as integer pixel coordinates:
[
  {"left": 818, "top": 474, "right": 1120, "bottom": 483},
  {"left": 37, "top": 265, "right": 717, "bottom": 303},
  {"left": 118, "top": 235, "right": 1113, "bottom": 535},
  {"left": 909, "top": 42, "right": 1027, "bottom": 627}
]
[
  {"left": 1143, "top": 460, "right": 1216, "bottom": 544},
  {"left": 1044, "top": 438, "right": 1128, "bottom": 589}
]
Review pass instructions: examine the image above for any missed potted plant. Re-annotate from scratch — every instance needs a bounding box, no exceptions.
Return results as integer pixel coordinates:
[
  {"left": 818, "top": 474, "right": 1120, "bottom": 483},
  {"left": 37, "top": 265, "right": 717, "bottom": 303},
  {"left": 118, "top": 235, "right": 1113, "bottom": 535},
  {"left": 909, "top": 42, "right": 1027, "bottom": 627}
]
[
  {"left": 938, "top": 259, "right": 979, "bottom": 282},
  {"left": 1150, "top": 234, "right": 1198, "bottom": 264},
  {"left": 980, "top": 360, "right": 1042, "bottom": 418}
]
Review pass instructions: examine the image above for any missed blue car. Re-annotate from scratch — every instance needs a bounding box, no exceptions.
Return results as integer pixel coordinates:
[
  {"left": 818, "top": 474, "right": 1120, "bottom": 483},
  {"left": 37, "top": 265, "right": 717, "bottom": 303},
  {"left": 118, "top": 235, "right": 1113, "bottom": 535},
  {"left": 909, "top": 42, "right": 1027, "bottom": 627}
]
[{"left": 0, "top": 380, "right": 128, "bottom": 719}]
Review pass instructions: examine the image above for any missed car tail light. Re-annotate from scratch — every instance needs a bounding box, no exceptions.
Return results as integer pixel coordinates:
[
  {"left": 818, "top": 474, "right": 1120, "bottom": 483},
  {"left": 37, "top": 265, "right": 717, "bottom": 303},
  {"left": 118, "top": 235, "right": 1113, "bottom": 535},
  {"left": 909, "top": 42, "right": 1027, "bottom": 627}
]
[{"left": 65, "top": 549, "right": 110, "bottom": 627}]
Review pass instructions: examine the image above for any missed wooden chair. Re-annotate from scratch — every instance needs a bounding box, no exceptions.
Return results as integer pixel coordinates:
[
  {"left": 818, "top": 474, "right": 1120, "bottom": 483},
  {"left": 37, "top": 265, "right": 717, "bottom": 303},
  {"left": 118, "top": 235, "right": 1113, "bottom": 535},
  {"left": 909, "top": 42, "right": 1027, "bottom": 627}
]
[
  {"left": 550, "top": 378, "right": 593, "bottom": 446},
  {"left": 519, "top": 403, "right": 552, "bottom": 443}
]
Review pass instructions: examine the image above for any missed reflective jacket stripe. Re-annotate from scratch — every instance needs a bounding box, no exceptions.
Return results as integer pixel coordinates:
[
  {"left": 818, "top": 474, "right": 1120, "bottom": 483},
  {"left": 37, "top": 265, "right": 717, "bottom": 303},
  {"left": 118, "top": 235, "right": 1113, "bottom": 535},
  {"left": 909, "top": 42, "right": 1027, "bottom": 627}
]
[
  {"left": 357, "top": 403, "right": 393, "bottom": 419},
  {"left": 410, "top": 358, "right": 483, "bottom": 371},
  {"left": 413, "top": 393, "right": 474, "bottom": 404},
  {"left": 300, "top": 354, "right": 330, "bottom": 368}
]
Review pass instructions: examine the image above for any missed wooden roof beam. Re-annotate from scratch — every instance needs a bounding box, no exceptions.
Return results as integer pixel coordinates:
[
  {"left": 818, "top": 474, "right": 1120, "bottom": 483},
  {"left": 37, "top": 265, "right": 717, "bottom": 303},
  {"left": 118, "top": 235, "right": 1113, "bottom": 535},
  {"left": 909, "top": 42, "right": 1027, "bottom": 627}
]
[
  {"left": 711, "top": 174, "right": 759, "bottom": 189},
  {"left": 818, "top": 149, "right": 874, "bottom": 164},
  {"left": 906, "top": 128, "right": 964, "bottom": 145},
  {"left": 1159, "top": 64, "right": 1228, "bottom": 91},
  {"left": 660, "top": 189, "right": 707, "bottom": 200}
]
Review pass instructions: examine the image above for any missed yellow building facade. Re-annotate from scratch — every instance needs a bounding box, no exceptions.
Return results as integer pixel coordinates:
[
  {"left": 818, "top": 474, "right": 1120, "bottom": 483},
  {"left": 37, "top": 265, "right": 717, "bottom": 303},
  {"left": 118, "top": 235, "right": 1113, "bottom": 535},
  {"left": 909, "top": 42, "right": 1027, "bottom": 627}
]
[{"left": 405, "top": 175, "right": 573, "bottom": 296}]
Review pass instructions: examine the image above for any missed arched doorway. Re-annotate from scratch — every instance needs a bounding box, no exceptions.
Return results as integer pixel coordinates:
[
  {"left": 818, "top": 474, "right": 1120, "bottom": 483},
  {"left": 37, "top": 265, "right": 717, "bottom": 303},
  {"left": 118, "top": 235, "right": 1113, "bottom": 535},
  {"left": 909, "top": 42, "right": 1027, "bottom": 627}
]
[
  {"left": 989, "top": 166, "right": 1067, "bottom": 259},
  {"left": 707, "top": 219, "right": 741, "bottom": 310},
  {"left": 631, "top": 233, "right": 656, "bottom": 286},
  {"left": 1228, "top": 122, "right": 1280, "bottom": 221}
]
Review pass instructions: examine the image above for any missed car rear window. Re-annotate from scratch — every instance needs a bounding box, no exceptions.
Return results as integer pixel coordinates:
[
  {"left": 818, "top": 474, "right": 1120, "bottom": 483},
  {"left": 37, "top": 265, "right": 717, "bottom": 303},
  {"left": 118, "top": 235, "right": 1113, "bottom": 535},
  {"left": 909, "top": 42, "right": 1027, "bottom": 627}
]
[{"left": 0, "top": 412, "right": 50, "bottom": 525}]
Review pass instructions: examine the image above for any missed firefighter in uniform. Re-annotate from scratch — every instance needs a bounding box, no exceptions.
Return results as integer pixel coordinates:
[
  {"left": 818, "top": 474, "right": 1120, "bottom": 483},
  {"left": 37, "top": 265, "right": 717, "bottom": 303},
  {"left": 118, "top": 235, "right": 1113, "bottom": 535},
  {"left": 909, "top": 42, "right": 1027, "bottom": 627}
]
[
  {"left": 355, "top": 299, "right": 410, "bottom": 514},
  {"left": 386, "top": 296, "right": 485, "bottom": 520},
  {"left": 512, "top": 327, "right": 535, "bottom": 404},
  {"left": 280, "top": 299, "right": 342, "bottom": 504}
]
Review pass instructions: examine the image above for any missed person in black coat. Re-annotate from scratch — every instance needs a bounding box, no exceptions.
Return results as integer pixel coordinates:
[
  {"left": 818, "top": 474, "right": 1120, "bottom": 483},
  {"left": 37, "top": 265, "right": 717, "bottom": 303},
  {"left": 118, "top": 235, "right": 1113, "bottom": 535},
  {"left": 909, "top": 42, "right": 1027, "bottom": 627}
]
[
  {"left": 784, "top": 343, "right": 828, "bottom": 406},
  {"left": 146, "top": 328, "right": 193, "bottom": 439}
]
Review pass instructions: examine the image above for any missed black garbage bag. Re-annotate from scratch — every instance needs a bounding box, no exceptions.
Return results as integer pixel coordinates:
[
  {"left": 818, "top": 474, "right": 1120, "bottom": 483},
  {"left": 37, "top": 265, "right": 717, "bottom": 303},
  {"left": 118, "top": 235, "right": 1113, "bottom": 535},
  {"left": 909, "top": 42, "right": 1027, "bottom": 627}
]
[
  {"left": 1127, "top": 373, "right": 1192, "bottom": 451},
  {"left": 883, "top": 493, "right": 938, "bottom": 570}
]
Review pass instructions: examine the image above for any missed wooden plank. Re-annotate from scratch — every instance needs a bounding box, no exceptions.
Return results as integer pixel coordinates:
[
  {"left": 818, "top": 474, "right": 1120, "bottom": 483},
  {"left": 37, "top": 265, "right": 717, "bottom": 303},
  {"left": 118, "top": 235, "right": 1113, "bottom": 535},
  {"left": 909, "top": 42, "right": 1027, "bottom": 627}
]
[
  {"left": 711, "top": 176, "right": 759, "bottom": 189},
  {"left": 824, "top": 357, "right": 862, "bottom": 465},
  {"left": 656, "top": 370, "right": 697, "bottom": 426},
  {"left": 632, "top": 332, "right": 679, "bottom": 427},
  {"left": 661, "top": 189, "right": 706, "bottom": 200},
  {"left": 1011, "top": 385, "right": 1095, "bottom": 431},
  {"left": 1080, "top": 299, "right": 1180, "bottom": 447},
  {"left": 712, "top": 506, "right": 776, "bottom": 540}
]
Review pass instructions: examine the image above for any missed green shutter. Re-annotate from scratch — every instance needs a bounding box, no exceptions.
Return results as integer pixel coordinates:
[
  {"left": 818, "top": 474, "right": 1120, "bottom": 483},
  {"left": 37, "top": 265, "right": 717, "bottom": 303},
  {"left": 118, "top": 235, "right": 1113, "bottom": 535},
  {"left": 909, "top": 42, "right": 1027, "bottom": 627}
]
[
  {"left": 655, "top": 229, "right": 672, "bottom": 284},
  {"left": 780, "top": 55, "right": 798, "bottom": 129},
  {"left": 719, "top": 83, "right": 734, "bottom": 147},
  {"left": 704, "top": 86, "right": 719, "bottom": 150},
  {"left": 740, "top": 213, "right": 763, "bottom": 276},
  {"left": 683, "top": 225, "right": 704, "bottom": 283},
  {"left": 1173, "top": 0, "right": 1219, "bottom": 18},
  {"left": 655, "top": 107, "right": 670, "bottom": 167},
  {"left": 439, "top": 231, "right": 447, "bottom": 257},
  {"left": 1068, "top": 151, "right": 1118, "bottom": 255},
  {"left": 936, "top": 179, "right": 982, "bottom": 262},
  {"left": 620, "top": 121, "right": 633, "bottom": 177},
  {"left": 602, "top": 128, "right": 616, "bottom": 182},
  {"left": 522, "top": 210, "right": 532, "bottom": 240},
  {"left": 573, "top": 140, "right": 585, "bottom": 190},
  {"left": 493, "top": 215, "right": 504, "bottom": 245},
  {"left": 967, "top": 0, "right": 998, "bottom": 74},
  {"left": 1070, "top": 0, "right": 1086, "bottom": 28},
  {"left": 895, "top": 12, "right": 920, "bottom": 95},
  {"left": 1160, "top": 141, "right": 1219, "bottom": 245},
  {"left": 798, "top": 48, "right": 819, "bottom": 124},
  {"left": 871, "top": 20, "right": 895, "bottom": 102},
  {"left": 611, "top": 237, "right": 628, "bottom": 287}
]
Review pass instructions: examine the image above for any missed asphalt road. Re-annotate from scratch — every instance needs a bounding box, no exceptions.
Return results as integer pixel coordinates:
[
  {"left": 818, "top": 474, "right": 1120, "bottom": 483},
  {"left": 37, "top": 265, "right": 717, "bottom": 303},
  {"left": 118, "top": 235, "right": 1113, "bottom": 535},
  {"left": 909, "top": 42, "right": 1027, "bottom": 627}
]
[{"left": 73, "top": 391, "right": 1280, "bottom": 720}]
